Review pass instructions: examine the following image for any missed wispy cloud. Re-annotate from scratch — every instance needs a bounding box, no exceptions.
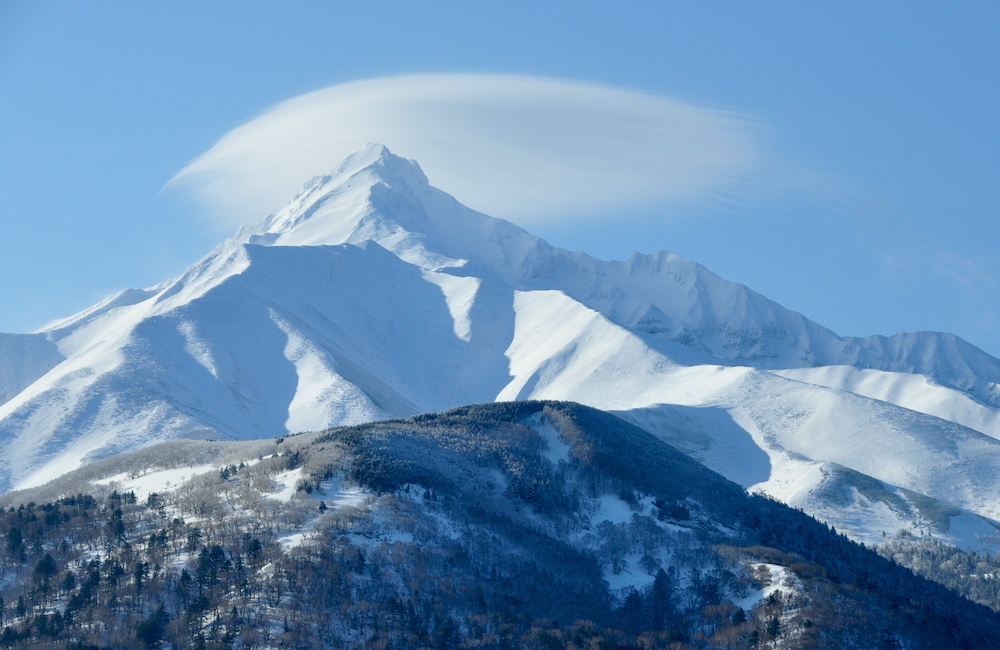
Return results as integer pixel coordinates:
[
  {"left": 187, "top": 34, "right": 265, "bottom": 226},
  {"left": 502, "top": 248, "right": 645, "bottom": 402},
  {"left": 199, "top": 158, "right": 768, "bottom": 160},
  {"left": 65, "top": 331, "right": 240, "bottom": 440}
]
[
  {"left": 881, "top": 246, "right": 998, "bottom": 291},
  {"left": 168, "top": 74, "right": 766, "bottom": 227}
]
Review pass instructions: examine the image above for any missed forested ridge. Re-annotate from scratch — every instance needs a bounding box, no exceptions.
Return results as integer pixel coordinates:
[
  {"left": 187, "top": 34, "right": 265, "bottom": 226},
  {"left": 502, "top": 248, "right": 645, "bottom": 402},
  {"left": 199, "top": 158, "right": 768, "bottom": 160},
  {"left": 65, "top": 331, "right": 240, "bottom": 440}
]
[
  {"left": 877, "top": 535, "right": 1000, "bottom": 611},
  {"left": 0, "top": 401, "right": 994, "bottom": 649}
]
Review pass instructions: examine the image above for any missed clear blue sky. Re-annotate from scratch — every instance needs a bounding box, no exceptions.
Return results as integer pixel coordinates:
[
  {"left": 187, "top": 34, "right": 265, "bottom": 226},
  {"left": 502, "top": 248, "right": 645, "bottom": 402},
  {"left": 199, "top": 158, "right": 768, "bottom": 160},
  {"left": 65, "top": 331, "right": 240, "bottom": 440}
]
[{"left": 2, "top": 2, "right": 999, "bottom": 356}]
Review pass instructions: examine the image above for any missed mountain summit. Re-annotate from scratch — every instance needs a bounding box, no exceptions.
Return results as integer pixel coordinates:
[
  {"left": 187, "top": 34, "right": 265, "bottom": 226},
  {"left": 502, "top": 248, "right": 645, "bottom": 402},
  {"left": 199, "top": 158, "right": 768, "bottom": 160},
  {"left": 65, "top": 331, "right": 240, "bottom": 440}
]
[{"left": 3, "top": 145, "right": 1000, "bottom": 551}]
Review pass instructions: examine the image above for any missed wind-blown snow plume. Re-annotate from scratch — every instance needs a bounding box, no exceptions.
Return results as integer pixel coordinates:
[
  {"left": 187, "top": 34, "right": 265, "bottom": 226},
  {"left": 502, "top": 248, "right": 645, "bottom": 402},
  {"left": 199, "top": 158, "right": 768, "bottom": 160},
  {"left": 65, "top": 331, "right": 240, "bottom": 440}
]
[{"left": 169, "top": 74, "right": 763, "bottom": 226}]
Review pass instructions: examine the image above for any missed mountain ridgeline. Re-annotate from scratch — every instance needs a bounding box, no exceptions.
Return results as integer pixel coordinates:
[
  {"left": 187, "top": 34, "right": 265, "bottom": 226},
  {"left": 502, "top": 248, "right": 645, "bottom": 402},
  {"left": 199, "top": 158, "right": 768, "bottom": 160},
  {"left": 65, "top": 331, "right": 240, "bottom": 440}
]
[
  {"left": 0, "top": 402, "right": 995, "bottom": 649},
  {"left": 3, "top": 145, "right": 1000, "bottom": 555}
]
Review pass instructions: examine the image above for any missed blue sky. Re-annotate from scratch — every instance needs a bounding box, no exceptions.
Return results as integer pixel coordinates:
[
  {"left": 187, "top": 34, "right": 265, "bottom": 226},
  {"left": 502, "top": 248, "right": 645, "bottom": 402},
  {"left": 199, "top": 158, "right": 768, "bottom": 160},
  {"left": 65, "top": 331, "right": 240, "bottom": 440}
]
[{"left": 2, "top": 2, "right": 1000, "bottom": 356}]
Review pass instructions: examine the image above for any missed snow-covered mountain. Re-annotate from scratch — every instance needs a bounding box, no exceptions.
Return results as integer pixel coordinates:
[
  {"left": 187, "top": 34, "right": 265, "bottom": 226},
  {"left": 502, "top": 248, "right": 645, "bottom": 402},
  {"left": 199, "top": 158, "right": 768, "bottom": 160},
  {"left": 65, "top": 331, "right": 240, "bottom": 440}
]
[{"left": 4, "top": 143, "right": 1000, "bottom": 551}]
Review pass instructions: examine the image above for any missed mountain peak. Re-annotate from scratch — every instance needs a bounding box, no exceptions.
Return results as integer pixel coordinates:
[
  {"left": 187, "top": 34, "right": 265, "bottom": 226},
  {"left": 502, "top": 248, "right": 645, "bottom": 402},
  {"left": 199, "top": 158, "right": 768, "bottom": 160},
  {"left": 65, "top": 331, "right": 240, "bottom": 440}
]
[
  {"left": 290, "top": 143, "right": 430, "bottom": 206},
  {"left": 239, "top": 143, "right": 437, "bottom": 252},
  {"left": 323, "top": 142, "right": 430, "bottom": 191}
]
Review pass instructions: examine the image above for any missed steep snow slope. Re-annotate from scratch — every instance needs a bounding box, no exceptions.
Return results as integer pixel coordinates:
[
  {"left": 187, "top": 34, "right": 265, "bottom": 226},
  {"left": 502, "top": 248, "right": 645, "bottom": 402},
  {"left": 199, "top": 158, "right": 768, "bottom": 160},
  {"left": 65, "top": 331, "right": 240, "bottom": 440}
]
[
  {"left": 0, "top": 333, "right": 63, "bottom": 406},
  {"left": 774, "top": 365, "right": 1000, "bottom": 440},
  {"left": 242, "top": 145, "right": 1000, "bottom": 404},
  {"left": 4, "top": 144, "right": 1000, "bottom": 553}
]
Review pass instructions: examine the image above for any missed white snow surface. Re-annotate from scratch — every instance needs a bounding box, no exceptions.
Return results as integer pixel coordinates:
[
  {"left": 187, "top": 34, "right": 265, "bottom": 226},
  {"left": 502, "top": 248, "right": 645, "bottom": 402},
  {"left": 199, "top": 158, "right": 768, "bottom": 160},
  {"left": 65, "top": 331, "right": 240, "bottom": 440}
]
[
  {"left": 733, "top": 564, "right": 801, "bottom": 611},
  {"left": 5, "top": 144, "right": 1000, "bottom": 551},
  {"left": 774, "top": 365, "right": 1000, "bottom": 440},
  {"left": 266, "top": 468, "right": 306, "bottom": 502},
  {"left": 94, "top": 464, "right": 216, "bottom": 500},
  {"left": 530, "top": 413, "right": 572, "bottom": 465}
]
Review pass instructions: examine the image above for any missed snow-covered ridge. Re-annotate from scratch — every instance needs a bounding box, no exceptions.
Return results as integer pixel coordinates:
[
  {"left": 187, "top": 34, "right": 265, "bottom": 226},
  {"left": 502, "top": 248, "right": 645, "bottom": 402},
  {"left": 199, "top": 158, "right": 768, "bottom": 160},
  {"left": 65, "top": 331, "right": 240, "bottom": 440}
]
[
  {"left": 233, "top": 145, "right": 1000, "bottom": 398},
  {"left": 3, "top": 143, "right": 1000, "bottom": 552}
]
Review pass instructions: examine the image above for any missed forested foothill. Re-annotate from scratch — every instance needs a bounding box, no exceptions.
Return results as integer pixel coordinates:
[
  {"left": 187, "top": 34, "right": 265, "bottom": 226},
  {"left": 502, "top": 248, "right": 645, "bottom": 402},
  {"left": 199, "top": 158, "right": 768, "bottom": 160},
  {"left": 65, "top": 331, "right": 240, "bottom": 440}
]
[
  {"left": 0, "top": 401, "right": 994, "bottom": 649},
  {"left": 877, "top": 534, "right": 1000, "bottom": 611}
]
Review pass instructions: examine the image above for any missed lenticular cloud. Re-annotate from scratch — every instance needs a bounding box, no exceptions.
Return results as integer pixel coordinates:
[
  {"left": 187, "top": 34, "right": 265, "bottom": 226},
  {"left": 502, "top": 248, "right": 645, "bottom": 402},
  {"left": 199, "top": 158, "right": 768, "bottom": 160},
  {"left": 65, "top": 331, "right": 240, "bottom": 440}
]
[{"left": 170, "top": 74, "right": 763, "bottom": 226}]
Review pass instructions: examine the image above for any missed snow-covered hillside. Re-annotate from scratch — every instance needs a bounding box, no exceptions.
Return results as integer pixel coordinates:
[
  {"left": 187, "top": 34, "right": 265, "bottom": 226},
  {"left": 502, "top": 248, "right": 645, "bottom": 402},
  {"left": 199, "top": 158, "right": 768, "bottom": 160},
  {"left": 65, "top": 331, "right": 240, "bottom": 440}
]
[
  {"left": 3, "top": 144, "right": 1000, "bottom": 552},
  {"left": 4, "top": 402, "right": 994, "bottom": 649}
]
